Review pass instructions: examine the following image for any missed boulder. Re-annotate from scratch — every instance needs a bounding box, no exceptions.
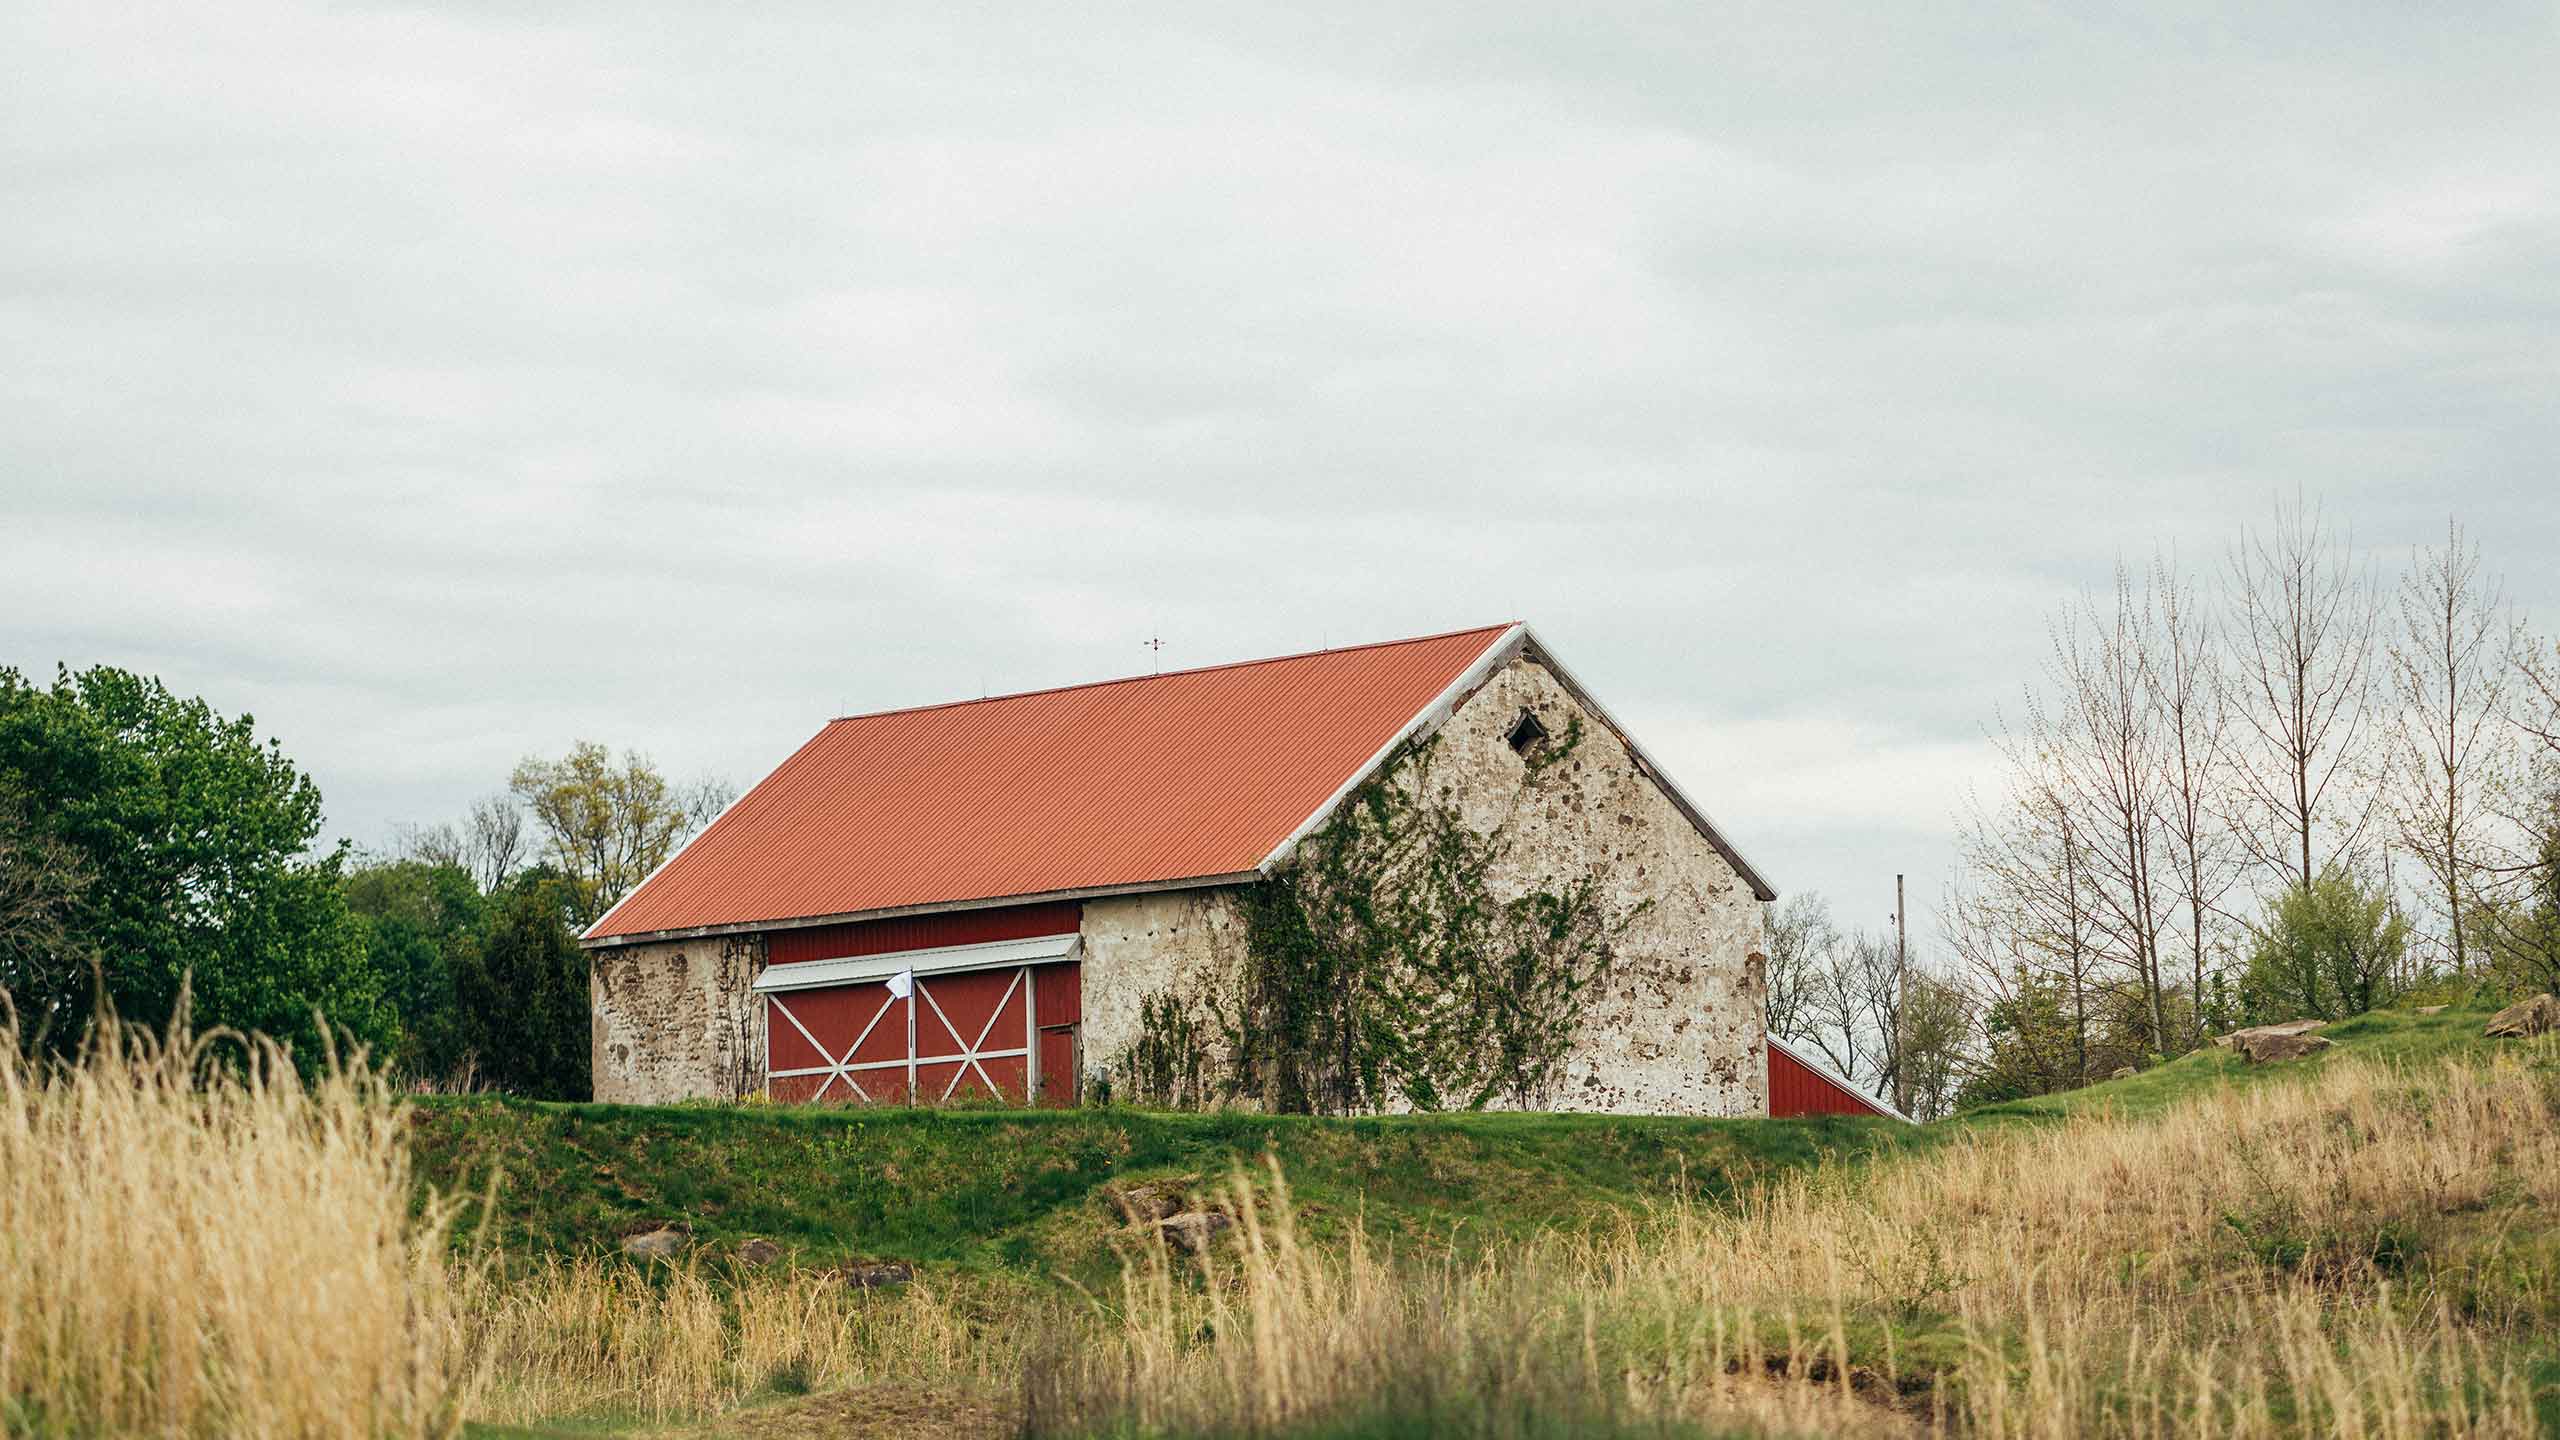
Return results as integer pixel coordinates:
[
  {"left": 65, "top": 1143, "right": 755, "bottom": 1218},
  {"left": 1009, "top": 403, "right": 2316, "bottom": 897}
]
[
  {"left": 620, "top": 1223, "right": 691, "bottom": 1261},
  {"left": 736, "top": 1238, "right": 783, "bottom": 1268},
  {"left": 1156, "top": 1211, "right": 1234, "bottom": 1255},
  {"left": 2484, "top": 994, "right": 2560, "bottom": 1040},
  {"left": 1104, "top": 1175, "right": 1198, "bottom": 1223},
  {"left": 2235, "top": 1030, "right": 2334, "bottom": 1064},
  {"left": 2108, "top": 1066, "right": 2139, "bottom": 1080},
  {"left": 2215, "top": 1019, "right": 2327, "bottom": 1050},
  {"left": 831, "top": 1260, "right": 915, "bottom": 1289}
]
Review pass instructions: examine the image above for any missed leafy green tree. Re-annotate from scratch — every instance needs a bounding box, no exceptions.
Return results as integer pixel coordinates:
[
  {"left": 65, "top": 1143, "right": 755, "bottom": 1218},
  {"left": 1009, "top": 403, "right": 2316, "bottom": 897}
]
[
  {"left": 0, "top": 666, "right": 389, "bottom": 1060},
  {"left": 2238, "top": 866, "right": 2412, "bottom": 1023},
  {"left": 451, "top": 869, "right": 589, "bottom": 1098},
  {"left": 1955, "top": 969, "right": 2173, "bottom": 1110},
  {"left": 342, "top": 858, "right": 485, "bottom": 1078},
  {"left": 510, "top": 742, "right": 730, "bottom": 926}
]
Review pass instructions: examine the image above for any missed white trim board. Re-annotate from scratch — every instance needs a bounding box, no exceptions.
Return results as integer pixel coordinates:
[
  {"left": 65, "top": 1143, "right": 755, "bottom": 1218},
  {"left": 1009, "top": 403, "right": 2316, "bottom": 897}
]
[{"left": 750, "top": 932, "right": 1081, "bottom": 993}]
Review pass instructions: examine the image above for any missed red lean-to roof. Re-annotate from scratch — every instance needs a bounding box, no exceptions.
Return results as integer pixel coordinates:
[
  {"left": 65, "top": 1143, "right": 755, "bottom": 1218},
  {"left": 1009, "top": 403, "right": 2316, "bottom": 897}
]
[{"left": 585, "top": 624, "right": 1520, "bottom": 942}]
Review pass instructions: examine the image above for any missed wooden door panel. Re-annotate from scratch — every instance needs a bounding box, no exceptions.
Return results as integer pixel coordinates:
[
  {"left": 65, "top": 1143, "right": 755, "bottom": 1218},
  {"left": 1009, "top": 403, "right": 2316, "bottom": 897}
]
[{"left": 764, "top": 958, "right": 1080, "bottom": 1107}]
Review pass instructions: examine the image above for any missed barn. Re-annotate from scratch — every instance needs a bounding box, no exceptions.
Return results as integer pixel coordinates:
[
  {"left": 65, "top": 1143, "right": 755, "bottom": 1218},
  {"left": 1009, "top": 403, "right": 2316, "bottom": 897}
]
[{"left": 582, "top": 622, "right": 1861, "bottom": 1119}]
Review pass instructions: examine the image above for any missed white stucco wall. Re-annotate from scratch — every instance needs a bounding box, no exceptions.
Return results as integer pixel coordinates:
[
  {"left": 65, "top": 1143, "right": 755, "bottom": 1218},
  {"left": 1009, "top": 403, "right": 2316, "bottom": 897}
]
[{"left": 1418, "top": 653, "right": 1767, "bottom": 1114}]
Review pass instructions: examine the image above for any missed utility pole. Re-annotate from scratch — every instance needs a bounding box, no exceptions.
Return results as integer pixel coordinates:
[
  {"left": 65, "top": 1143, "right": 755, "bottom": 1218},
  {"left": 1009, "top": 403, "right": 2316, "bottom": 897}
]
[{"left": 1894, "top": 873, "right": 1908, "bottom": 1116}]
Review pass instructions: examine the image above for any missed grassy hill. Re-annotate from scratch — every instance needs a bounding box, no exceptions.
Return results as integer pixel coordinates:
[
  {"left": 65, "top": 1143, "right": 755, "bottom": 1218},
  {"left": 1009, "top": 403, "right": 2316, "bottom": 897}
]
[
  {"left": 411, "top": 1088, "right": 1910, "bottom": 1283},
  {"left": 411, "top": 999, "right": 2513, "bottom": 1283},
  {"left": 414, "top": 998, "right": 2560, "bottom": 1438}
]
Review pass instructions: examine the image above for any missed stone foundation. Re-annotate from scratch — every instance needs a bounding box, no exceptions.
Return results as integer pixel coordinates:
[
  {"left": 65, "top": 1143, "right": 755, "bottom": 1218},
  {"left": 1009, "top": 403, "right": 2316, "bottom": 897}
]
[{"left": 589, "top": 930, "right": 765, "bottom": 1105}]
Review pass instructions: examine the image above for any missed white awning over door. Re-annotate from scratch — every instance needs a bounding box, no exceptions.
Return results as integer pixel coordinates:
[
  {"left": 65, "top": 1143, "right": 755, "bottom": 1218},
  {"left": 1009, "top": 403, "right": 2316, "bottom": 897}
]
[{"left": 750, "top": 932, "right": 1080, "bottom": 993}]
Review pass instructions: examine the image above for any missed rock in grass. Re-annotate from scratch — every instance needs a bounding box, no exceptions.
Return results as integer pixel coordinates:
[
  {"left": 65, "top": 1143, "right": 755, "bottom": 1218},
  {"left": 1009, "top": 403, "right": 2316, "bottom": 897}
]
[
  {"left": 620, "top": 1222, "right": 691, "bottom": 1260},
  {"left": 1104, "top": 1175, "right": 1197, "bottom": 1223},
  {"left": 2109, "top": 1066, "right": 2139, "bottom": 1080},
  {"left": 2484, "top": 994, "right": 2559, "bottom": 1039},
  {"left": 736, "top": 1237, "right": 782, "bottom": 1267},
  {"left": 830, "top": 1260, "right": 915, "bottom": 1289},
  {"left": 2235, "top": 1030, "right": 2334, "bottom": 1064},
  {"left": 1156, "top": 1211, "right": 1234, "bottom": 1255},
  {"left": 2415, "top": 1004, "right": 2449, "bottom": 1015},
  {"left": 2215, "top": 1019, "right": 2326, "bottom": 1050}
]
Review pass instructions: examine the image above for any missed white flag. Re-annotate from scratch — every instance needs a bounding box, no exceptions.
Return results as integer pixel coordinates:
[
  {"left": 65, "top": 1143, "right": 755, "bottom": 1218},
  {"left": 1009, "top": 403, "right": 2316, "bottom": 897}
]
[{"left": 885, "top": 968, "right": 914, "bottom": 1000}]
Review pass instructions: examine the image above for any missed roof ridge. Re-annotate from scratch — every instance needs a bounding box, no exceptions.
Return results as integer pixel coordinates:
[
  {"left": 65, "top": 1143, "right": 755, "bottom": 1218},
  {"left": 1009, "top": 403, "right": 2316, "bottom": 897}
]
[{"left": 824, "top": 621, "right": 1519, "bottom": 725}]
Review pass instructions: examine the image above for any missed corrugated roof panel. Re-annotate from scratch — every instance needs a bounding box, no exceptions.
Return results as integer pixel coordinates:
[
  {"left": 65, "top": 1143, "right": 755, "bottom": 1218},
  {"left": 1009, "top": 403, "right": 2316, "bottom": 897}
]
[{"left": 587, "top": 624, "right": 1516, "bottom": 940}]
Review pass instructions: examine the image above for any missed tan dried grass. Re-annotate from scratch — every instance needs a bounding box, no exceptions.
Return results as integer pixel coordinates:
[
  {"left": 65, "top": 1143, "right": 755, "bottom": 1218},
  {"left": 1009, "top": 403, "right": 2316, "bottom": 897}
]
[
  {"left": 462, "top": 1257, "right": 1044, "bottom": 1425},
  {"left": 0, "top": 1012, "right": 481, "bottom": 1438},
  {"left": 1047, "top": 1048, "right": 2558, "bottom": 1437},
  {"left": 8, "top": 1004, "right": 2546, "bottom": 1438}
]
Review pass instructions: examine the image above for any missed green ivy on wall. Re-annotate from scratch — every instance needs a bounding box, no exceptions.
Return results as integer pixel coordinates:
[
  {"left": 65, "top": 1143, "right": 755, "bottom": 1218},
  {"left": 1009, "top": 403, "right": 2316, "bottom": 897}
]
[{"left": 1120, "top": 713, "right": 1644, "bottom": 1114}]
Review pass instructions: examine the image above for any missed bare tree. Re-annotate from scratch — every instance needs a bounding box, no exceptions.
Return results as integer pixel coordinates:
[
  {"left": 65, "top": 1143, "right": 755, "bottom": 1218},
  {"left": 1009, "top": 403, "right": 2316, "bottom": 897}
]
[
  {"left": 2475, "top": 629, "right": 2560, "bottom": 993},
  {"left": 1954, "top": 778, "right": 2104, "bottom": 1086},
  {"left": 464, "top": 795, "right": 527, "bottom": 891},
  {"left": 1776, "top": 887, "right": 1973, "bottom": 1117},
  {"left": 395, "top": 793, "right": 532, "bottom": 893},
  {"left": 1763, "top": 892, "right": 1837, "bottom": 1048},
  {"left": 2148, "top": 552, "right": 2242, "bottom": 1044},
  {"left": 0, "top": 786, "right": 96, "bottom": 1043},
  {"left": 1999, "top": 566, "right": 2174, "bottom": 1052},
  {"left": 2224, "top": 496, "right": 2383, "bottom": 892},
  {"left": 2386, "top": 520, "right": 2517, "bottom": 974},
  {"left": 393, "top": 820, "right": 467, "bottom": 873},
  {"left": 1898, "top": 971, "right": 1972, "bottom": 1120},
  {"left": 1952, "top": 552, "right": 2246, "bottom": 1075},
  {"left": 1941, "top": 879, "right": 2078, "bottom": 1097},
  {"left": 1793, "top": 924, "right": 1910, "bottom": 1104}
]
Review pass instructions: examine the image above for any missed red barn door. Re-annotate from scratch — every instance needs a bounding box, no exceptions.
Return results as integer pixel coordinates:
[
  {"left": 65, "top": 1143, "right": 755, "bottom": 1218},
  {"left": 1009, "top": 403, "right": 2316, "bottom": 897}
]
[{"left": 765, "top": 958, "right": 1081, "bottom": 1106}]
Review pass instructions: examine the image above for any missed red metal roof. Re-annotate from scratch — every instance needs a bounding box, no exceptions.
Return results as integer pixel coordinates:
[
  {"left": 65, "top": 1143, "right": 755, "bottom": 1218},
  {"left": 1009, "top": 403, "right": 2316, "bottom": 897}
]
[{"left": 587, "top": 624, "right": 1517, "bottom": 941}]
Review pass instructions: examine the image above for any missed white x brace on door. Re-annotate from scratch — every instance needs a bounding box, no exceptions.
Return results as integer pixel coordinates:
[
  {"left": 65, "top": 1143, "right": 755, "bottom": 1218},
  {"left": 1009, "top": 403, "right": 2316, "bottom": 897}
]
[{"left": 753, "top": 932, "right": 1077, "bottom": 1105}]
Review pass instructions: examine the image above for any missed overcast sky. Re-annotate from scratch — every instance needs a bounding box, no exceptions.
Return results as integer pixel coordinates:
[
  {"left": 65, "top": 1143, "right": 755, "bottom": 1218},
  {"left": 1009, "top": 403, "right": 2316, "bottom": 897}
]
[{"left": 6, "top": 2, "right": 2556, "bottom": 940}]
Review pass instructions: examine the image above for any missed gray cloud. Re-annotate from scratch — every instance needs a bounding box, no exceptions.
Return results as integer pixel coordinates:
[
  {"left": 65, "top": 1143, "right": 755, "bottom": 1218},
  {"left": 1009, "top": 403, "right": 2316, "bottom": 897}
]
[{"left": 6, "top": 0, "right": 2556, "bottom": 934}]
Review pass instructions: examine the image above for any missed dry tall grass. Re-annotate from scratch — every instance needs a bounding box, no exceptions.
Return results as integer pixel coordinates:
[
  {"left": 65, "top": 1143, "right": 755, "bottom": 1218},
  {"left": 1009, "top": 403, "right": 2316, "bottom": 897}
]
[
  {"left": 462, "top": 1258, "right": 1052, "bottom": 1424},
  {"left": 0, "top": 1013, "right": 481, "bottom": 1438},
  {"left": 1041, "top": 1046, "right": 2560, "bottom": 1438},
  {"left": 1034, "top": 1161, "right": 1908, "bottom": 1439},
  {"left": 6, "top": 1006, "right": 2549, "bottom": 1438}
]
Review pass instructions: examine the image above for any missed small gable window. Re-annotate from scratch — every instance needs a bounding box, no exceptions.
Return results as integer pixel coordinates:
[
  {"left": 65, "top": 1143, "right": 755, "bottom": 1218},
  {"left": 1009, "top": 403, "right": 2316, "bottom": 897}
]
[{"left": 1506, "top": 709, "right": 1550, "bottom": 755}]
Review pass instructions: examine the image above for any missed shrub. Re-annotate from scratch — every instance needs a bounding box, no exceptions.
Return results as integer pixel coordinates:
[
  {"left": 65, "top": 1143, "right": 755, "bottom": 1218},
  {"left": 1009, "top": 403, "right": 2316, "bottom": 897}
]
[{"left": 2240, "top": 865, "right": 2413, "bottom": 1022}]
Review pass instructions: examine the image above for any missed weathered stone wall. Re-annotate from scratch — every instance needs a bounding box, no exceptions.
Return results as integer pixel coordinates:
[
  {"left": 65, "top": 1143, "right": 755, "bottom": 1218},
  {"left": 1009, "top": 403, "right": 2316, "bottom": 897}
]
[
  {"left": 1077, "top": 886, "right": 1248, "bottom": 1098},
  {"left": 1417, "top": 654, "right": 1767, "bottom": 1115},
  {"left": 589, "top": 930, "right": 767, "bottom": 1105},
  {"left": 1076, "top": 651, "right": 1768, "bottom": 1117}
]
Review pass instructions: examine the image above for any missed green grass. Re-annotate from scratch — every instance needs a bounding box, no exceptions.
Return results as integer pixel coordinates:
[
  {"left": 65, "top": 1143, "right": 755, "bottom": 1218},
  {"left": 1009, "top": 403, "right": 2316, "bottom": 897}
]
[
  {"left": 411, "top": 1001, "right": 2518, "bottom": 1285},
  {"left": 1953, "top": 997, "right": 2512, "bottom": 1128},
  {"left": 413, "top": 1093, "right": 1908, "bottom": 1282}
]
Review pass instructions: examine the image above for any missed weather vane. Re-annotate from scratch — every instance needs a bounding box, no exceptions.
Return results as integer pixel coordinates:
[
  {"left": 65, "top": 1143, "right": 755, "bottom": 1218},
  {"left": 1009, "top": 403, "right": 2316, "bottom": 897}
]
[{"left": 1143, "top": 631, "right": 1165, "bottom": 672}]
